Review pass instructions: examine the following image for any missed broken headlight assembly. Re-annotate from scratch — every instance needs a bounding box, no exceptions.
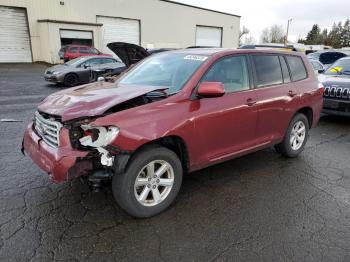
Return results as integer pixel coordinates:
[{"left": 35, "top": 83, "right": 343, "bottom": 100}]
[{"left": 78, "top": 124, "right": 120, "bottom": 167}]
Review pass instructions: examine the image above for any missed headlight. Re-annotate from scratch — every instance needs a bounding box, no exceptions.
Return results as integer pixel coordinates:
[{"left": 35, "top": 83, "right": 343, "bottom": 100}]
[{"left": 79, "top": 125, "right": 120, "bottom": 147}]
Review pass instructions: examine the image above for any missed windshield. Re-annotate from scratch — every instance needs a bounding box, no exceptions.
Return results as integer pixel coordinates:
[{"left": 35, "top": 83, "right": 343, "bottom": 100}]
[
  {"left": 324, "top": 59, "right": 350, "bottom": 76},
  {"left": 64, "top": 57, "right": 85, "bottom": 66},
  {"left": 307, "top": 52, "right": 320, "bottom": 60},
  {"left": 118, "top": 52, "right": 208, "bottom": 94}
]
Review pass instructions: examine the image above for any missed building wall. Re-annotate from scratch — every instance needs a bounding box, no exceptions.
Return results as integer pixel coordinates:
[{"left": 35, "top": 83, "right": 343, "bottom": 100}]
[{"left": 0, "top": 0, "right": 240, "bottom": 63}]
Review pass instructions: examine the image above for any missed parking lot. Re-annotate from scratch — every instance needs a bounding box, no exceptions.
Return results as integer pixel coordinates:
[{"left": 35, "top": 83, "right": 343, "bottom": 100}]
[{"left": 0, "top": 63, "right": 349, "bottom": 261}]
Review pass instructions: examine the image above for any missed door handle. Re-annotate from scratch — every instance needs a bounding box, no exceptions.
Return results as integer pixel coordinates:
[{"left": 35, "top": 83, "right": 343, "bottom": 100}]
[
  {"left": 246, "top": 98, "right": 256, "bottom": 106},
  {"left": 288, "top": 90, "right": 297, "bottom": 97}
]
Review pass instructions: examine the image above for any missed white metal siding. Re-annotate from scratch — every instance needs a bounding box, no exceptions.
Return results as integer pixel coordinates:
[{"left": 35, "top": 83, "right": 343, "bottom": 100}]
[
  {"left": 196, "top": 26, "right": 222, "bottom": 47},
  {"left": 60, "top": 30, "right": 93, "bottom": 39},
  {"left": 97, "top": 16, "right": 140, "bottom": 56},
  {"left": 0, "top": 6, "right": 32, "bottom": 62}
]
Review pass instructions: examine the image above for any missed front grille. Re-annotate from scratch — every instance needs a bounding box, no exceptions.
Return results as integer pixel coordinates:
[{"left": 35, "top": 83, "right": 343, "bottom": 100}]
[
  {"left": 34, "top": 111, "right": 62, "bottom": 147},
  {"left": 324, "top": 86, "right": 350, "bottom": 100}
]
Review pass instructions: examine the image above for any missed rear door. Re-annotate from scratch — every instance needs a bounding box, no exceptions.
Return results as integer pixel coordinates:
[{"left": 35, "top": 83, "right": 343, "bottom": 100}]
[
  {"left": 193, "top": 55, "right": 258, "bottom": 162},
  {"left": 67, "top": 46, "right": 79, "bottom": 60},
  {"left": 79, "top": 47, "right": 91, "bottom": 57},
  {"left": 252, "top": 54, "right": 299, "bottom": 143}
]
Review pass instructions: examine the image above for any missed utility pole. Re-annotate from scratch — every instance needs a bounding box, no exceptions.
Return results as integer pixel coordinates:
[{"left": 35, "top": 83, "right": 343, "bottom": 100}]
[{"left": 285, "top": 19, "right": 292, "bottom": 46}]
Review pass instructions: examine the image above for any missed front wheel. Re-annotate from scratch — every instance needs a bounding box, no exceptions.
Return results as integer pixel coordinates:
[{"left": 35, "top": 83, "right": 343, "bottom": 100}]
[
  {"left": 112, "top": 146, "right": 183, "bottom": 218},
  {"left": 64, "top": 73, "right": 79, "bottom": 87},
  {"left": 275, "top": 113, "right": 309, "bottom": 158}
]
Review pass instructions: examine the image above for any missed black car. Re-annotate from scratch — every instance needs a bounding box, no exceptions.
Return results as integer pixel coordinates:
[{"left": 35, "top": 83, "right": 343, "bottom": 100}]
[
  {"left": 44, "top": 56, "right": 126, "bottom": 87},
  {"left": 307, "top": 50, "right": 349, "bottom": 69},
  {"left": 318, "top": 57, "right": 350, "bottom": 116}
]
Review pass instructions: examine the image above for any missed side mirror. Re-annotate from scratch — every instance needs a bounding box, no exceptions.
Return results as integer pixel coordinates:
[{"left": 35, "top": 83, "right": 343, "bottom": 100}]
[
  {"left": 83, "top": 64, "right": 90, "bottom": 69},
  {"left": 318, "top": 69, "right": 325, "bottom": 74},
  {"left": 197, "top": 82, "right": 225, "bottom": 98}
]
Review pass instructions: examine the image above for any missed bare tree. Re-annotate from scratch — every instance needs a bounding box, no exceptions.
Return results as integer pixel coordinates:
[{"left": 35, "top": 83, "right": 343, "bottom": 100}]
[
  {"left": 260, "top": 25, "right": 285, "bottom": 43},
  {"left": 260, "top": 28, "right": 270, "bottom": 43},
  {"left": 239, "top": 26, "right": 250, "bottom": 45},
  {"left": 242, "top": 36, "right": 256, "bottom": 45}
]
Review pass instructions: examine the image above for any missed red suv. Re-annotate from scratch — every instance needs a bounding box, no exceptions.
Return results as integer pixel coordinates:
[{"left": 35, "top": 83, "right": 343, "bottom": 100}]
[
  {"left": 59, "top": 45, "right": 112, "bottom": 62},
  {"left": 23, "top": 49, "right": 324, "bottom": 217}
]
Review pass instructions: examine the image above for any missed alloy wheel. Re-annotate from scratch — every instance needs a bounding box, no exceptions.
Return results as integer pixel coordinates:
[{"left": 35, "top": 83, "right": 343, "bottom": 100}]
[
  {"left": 134, "top": 160, "right": 174, "bottom": 207},
  {"left": 290, "top": 120, "right": 306, "bottom": 151}
]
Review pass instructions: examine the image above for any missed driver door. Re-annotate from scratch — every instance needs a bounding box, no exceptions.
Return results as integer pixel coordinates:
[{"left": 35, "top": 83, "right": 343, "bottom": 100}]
[
  {"left": 77, "top": 58, "right": 101, "bottom": 82},
  {"left": 193, "top": 55, "right": 258, "bottom": 163}
]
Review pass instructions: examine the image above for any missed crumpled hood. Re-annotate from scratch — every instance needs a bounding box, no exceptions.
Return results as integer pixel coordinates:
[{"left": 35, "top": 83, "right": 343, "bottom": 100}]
[{"left": 38, "top": 81, "right": 165, "bottom": 122}]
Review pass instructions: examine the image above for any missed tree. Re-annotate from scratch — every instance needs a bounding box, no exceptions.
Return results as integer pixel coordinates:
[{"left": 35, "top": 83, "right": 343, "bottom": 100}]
[
  {"left": 328, "top": 22, "right": 343, "bottom": 48},
  {"left": 340, "top": 19, "right": 350, "bottom": 47},
  {"left": 260, "top": 25, "right": 285, "bottom": 43},
  {"left": 305, "top": 24, "right": 322, "bottom": 44},
  {"left": 242, "top": 36, "right": 256, "bottom": 45},
  {"left": 239, "top": 26, "right": 249, "bottom": 45}
]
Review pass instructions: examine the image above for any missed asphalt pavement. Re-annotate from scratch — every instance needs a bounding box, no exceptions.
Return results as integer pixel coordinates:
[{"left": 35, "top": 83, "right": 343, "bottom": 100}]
[{"left": 0, "top": 64, "right": 349, "bottom": 262}]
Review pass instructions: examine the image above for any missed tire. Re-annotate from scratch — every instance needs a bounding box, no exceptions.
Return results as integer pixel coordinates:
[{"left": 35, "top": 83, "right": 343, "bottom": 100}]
[
  {"left": 64, "top": 73, "right": 79, "bottom": 87},
  {"left": 275, "top": 113, "right": 309, "bottom": 158},
  {"left": 112, "top": 146, "right": 183, "bottom": 218}
]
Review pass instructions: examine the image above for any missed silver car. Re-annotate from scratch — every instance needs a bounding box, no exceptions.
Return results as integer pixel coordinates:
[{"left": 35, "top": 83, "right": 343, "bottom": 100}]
[{"left": 44, "top": 56, "right": 125, "bottom": 87}]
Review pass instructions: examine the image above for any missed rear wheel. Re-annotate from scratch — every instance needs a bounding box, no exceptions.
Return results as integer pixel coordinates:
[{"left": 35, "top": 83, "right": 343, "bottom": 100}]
[
  {"left": 112, "top": 146, "right": 183, "bottom": 218},
  {"left": 64, "top": 73, "right": 79, "bottom": 87},
  {"left": 275, "top": 113, "right": 309, "bottom": 158}
]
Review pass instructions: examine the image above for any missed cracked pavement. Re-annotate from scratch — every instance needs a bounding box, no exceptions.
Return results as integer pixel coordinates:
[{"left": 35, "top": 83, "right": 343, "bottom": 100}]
[{"left": 0, "top": 64, "right": 349, "bottom": 262}]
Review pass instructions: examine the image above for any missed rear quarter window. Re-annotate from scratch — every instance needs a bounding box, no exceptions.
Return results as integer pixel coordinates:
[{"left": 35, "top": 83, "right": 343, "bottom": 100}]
[
  {"left": 68, "top": 47, "right": 78, "bottom": 53},
  {"left": 286, "top": 56, "right": 307, "bottom": 81},
  {"left": 252, "top": 55, "right": 283, "bottom": 87}
]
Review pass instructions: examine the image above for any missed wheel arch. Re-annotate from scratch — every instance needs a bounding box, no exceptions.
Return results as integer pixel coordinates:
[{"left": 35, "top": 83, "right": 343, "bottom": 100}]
[
  {"left": 128, "top": 135, "right": 190, "bottom": 175},
  {"left": 296, "top": 106, "right": 313, "bottom": 128},
  {"left": 64, "top": 72, "right": 80, "bottom": 83}
]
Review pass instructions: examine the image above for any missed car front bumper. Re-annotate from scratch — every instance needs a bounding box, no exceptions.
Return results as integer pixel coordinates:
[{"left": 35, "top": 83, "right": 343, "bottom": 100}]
[
  {"left": 44, "top": 73, "right": 64, "bottom": 83},
  {"left": 323, "top": 98, "right": 350, "bottom": 116},
  {"left": 22, "top": 122, "right": 92, "bottom": 183}
]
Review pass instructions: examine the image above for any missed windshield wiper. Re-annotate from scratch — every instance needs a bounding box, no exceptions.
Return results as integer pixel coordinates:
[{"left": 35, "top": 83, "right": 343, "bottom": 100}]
[
  {"left": 145, "top": 89, "right": 169, "bottom": 98},
  {"left": 341, "top": 70, "right": 350, "bottom": 75}
]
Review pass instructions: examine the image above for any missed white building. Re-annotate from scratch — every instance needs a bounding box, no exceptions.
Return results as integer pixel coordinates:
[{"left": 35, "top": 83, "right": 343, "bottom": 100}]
[{"left": 0, "top": 0, "right": 240, "bottom": 64}]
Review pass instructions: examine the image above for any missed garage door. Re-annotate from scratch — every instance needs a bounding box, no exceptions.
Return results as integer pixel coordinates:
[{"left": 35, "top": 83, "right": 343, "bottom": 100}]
[
  {"left": 196, "top": 26, "right": 222, "bottom": 47},
  {"left": 60, "top": 30, "right": 93, "bottom": 46},
  {"left": 97, "top": 16, "right": 140, "bottom": 56},
  {"left": 0, "top": 6, "right": 32, "bottom": 62}
]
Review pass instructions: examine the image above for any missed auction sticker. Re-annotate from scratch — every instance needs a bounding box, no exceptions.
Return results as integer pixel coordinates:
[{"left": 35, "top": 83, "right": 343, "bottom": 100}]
[{"left": 184, "top": 55, "right": 208, "bottom": 61}]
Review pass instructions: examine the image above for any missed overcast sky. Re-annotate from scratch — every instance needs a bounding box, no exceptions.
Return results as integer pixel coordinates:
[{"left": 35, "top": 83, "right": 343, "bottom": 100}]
[{"left": 177, "top": 0, "right": 350, "bottom": 43}]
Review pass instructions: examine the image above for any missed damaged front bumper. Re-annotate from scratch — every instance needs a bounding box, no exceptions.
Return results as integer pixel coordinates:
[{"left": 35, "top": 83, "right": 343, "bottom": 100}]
[
  {"left": 22, "top": 122, "right": 93, "bottom": 183},
  {"left": 23, "top": 122, "right": 131, "bottom": 183}
]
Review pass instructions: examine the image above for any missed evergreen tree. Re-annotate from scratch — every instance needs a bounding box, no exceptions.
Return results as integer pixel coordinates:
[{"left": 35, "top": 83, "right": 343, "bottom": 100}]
[
  {"left": 328, "top": 22, "right": 342, "bottom": 48},
  {"left": 340, "top": 19, "right": 350, "bottom": 47},
  {"left": 305, "top": 24, "right": 322, "bottom": 44}
]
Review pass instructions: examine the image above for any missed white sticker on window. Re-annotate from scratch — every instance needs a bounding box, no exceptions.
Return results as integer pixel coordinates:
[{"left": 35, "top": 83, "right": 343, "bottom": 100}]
[{"left": 184, "top": 55, "right": 208, "bottom": 61}]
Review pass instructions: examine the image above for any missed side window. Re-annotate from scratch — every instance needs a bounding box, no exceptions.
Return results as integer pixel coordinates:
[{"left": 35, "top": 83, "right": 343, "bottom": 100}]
[
  {"left": 69, "top": 47, "right": 78, "bottom": 53},
  {"left": 202, "top": 56, "right": 250, "bottom": 93},
  {"left": 286, "top": 56, "right": 307, "bottom": 81},
  {"left": 91, "top": 48, "right": 99, "bottom": 55},
  {"left": 101, "top": 58, "right": 117, "bottom": 64},
  {"left": 79, "top": 47, "right": 89, "bottom": 54},
  {"left": 311, "top": 61, "right": 323, "bottom": 70},
  {"left": 81, "top": 58, "right": 101, "bottom": 67},
  {"left": 279, "top": 56, "right": 291, "bottom": 83},
  {"left": 252, "top": 55, "right": 283, "bottom": 87}
]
